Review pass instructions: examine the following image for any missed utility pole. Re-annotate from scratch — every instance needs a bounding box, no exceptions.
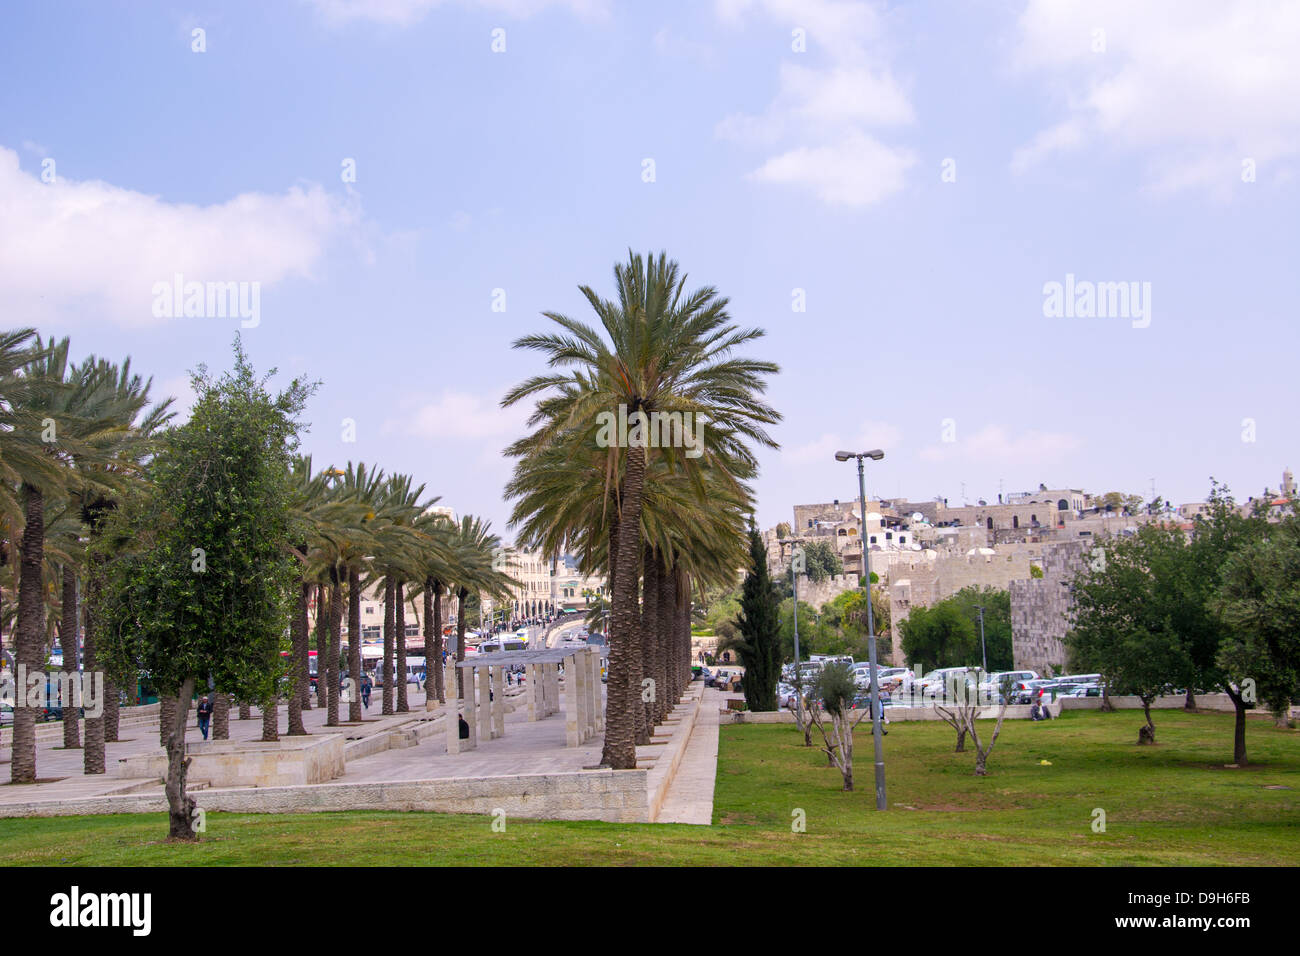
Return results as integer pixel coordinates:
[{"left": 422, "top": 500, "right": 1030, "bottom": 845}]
[{"left": 836, "top": 448, "right": 887, "bottom": 811}]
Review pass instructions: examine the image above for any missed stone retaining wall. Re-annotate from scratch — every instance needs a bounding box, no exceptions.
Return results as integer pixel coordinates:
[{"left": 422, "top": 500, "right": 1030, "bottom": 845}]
[
  {"left": 646, "top": 682, "right": 703, "bottom": 821},
  {"left": 115, "top": 734, "right": 346, "bottom": 788},
  {"left": 721, "top": 701, "right": 1060, "bottom": 724},
  {"left": 0, "top": 770, "right": 650, "bottom": 823}
]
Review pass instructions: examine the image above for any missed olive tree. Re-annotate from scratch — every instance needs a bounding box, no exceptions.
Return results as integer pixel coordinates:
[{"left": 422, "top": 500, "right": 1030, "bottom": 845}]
[
  {"left": 97, "top": 340, "right": 311, "bottom": 840},
  {"left": 807, "top": 662, "right": 871, "bottom": 790}
]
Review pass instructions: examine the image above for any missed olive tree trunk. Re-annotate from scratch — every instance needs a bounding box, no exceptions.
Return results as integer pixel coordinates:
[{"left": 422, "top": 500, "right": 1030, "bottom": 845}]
[{"left": 165, "top": 677, "right": 198, "bottom": 840}]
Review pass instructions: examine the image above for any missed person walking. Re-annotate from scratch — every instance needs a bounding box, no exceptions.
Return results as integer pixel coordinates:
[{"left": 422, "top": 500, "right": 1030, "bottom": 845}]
[
  {"left": 360, "top": 672, "right": 372, "bottom": 710},
  {"left": 196, "top": 694, "right": 213, "bottom": 740}
]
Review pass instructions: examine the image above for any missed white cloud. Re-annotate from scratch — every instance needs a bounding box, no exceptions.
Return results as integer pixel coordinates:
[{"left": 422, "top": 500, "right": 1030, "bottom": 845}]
[
  {"left": 715, "top": 0, "right": 915, "bottom": 207},
  {"left": 786, "top": 420, "right": 904, "bottom": 464},
  {"left": 384, "top": 390, "right": 531, "bottom": 441},
  {"left": 917, "top": 425, "right": 1082, "bottom": 464},
  {"left": 750, "top": 132, "right": 915, "bottom": 207},
  {"left": 0, "top": 146, "right": 358, "bottom": 328},
  {"left": 305, "top": 0, "right": 608, "bottom": 26},
  {"left": 1011, "top": 0, "right": 1300, "bottom": 192}
]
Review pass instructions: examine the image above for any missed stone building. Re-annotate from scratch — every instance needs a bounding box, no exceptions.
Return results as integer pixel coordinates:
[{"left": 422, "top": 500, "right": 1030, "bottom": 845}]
[
  {"left": 888, "top": 548, "right": 1044, "bottom": 666},
  {"left": 1009, "top": 540, "right": 1093, "bottom": 675}
]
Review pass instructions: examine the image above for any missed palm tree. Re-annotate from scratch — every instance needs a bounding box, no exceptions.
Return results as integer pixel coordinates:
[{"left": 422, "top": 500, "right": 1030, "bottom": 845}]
[
  {"left": 368, "top": 475, "right": 430, "bottom": 714},
  {"left": 503, "top": 252, "right": 780, "bottom": 768},
  {"left": 334, "top": 462, "right": 385, "bottom": 723},
  {"left": 3, "top": 336, "right": 144, "bottom": 783},
  {"left": 69, "top": 354, "right": 171, "bottom": 768},
  {"left": 409, "top": 509, "right": 457, "bottom": 704},
  {"left": 444, "top": 515, "right": 514, "bottom": 698}
]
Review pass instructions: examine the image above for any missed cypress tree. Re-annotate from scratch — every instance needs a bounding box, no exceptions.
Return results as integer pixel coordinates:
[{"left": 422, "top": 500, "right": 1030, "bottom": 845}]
[{"left": 733, "top": 519, "right": 782, "bottom": 711}]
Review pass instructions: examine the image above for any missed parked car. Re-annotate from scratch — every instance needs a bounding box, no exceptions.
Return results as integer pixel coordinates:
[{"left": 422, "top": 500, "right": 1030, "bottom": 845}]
[
  {"left": 919, "top": 667, "right": 978, "bottom": 700},
  {"left": 979, "top": 670, "right": 1040, "bottom": 700},
  {"left": 853, "top": 665, "right": 908, "bottom": 688},
  {"left": 1009, "top": 678, "right": 1055, "bottom": 704}
]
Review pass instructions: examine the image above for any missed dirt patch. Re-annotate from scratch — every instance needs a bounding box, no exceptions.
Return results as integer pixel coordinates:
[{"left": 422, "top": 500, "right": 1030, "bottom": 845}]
[
  {"left": 717, "top": 813, "right": 760, "bottom": 826},
  {"left": 901, "top": 803, "right": 1025, "bottom": 812}
]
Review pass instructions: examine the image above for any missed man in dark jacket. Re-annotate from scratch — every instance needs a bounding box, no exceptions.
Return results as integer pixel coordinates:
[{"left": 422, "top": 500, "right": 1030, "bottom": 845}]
[{"left": 196, "top": 695, "right": 213, "bottom": 740}]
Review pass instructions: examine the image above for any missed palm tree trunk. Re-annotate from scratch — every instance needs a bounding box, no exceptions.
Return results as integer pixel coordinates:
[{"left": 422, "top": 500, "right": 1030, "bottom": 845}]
[
  {"left": 212, "top": 691, "right": 230, "bottom": 740},
  {"left": 455, "top": 588, "right": 469, "bottom": 699},
  {"left": 238, "top": 700, "right": 251, "bottom": 720},
  {"left": 327, "top": 580, "right": 342, "bottom": 726},
  {"left": 59, "top": 565, "right": 80, "bottom": 750},
  {"left": 432, "top": 582, "right": 445, "bottom": 703},
  {"left": 313, "top": 583, "right": 328, "bottom": 711},
  {"left": 11, "top": 483, "right": 46, "bottom": 784},
  {"left": 287, "top": 580, "right": 308, "bottom": 734},
  {"left": 641, "top": 545, "right": 660, "bottom": 731},
  {"left": 382, "top": 578, "right": 395, "bottom": 715},
  {"left": 81, "top": 566, "right": 105, "bottom": 774},
  {"left": 601, "top": 445, "right": 647, "bottom": 769},
  {"left": 103, "top": 681, "right": 120, "bottom": 742},
  {"left": 422, "top": 580, "right": 436, "bottom": 704},
  {"left": 347, "top": 566, "right": 363, "bottom": 722},
  {"left": 680, "top": 575, "right": 690, "bottom": 697},
  {"left": 396, "top": 581, "right": 409, "bottom": 713},
  {"left": 298, "top": 577, "right": 313, "bottom": 712},
  {"left": 657, "top": 557, "right": 675, "bottom": 720},
  {"left": 261, "top": 694, "right": 279, "bottom": 741}
]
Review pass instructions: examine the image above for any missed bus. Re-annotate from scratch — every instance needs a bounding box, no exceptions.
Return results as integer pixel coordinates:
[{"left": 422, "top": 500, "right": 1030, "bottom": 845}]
[{"left": 479, "top": 637, "right": 527, "bottom": 654}]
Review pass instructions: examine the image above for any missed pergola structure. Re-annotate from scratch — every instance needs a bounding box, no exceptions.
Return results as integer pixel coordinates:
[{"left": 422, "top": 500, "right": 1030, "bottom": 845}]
[{"left": 445, "top": 645, "right": 605, "bottom": 753}]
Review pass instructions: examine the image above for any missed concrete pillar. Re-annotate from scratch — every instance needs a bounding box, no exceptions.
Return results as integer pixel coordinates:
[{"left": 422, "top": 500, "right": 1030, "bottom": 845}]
[
  {"left": 458, "top": 667, "right": 478, "bottom": 752},
  {"left": 443, "top": 658, "right": 457, "bottom": 706},
  {"left": 574, "top": 650, "right": 589, "bottom": 742},
  {"left": 526, "top": 663, "right": 538, "bottom": 721},
  {"left": 477, "top": 665, "right": 492, "bottom": 739},
  {"left": 445, "top": 678, "right": 460, "bottom": 755},
  {"left": 564, "top": 653, "right": 581, "bottom": 746},
  {"left": 492, "top": 664, "right": 506, "bottom": 738},
  {"left": 588, "top": 648, "right": 602, "bottom": 735}
]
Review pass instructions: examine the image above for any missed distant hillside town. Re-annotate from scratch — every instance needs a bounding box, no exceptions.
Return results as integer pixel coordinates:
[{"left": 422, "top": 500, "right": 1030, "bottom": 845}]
[{"left": 762, "top": 470, "right": 1298, "bottom": 676}]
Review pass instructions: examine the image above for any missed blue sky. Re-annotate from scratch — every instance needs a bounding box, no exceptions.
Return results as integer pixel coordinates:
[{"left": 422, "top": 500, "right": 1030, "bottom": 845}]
[{"left": 2, "top": 0, "right": 1297, "bottom": 536}]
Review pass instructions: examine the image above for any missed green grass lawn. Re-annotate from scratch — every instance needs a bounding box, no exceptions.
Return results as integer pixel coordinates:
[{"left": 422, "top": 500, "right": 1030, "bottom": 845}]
[{"left": 0, "top": 709, "right": 1296, "bottom": 865}]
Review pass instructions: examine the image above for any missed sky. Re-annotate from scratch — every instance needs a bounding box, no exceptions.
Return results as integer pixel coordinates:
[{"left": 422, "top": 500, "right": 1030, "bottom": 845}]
[{"left": 2, "top": 0, "right": 1297, "bottom": 538}]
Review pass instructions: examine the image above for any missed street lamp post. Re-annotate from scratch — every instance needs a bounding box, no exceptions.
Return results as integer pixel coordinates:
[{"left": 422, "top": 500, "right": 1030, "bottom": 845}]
[
  {"left": 836, "top": 448, "right": 887, "bottom": 810},
  {"left": 790, "top": 547, "right": 801, "bottom": 670},
  {"left": 975, "top": 604, "right": 987, "bottom": 676}
]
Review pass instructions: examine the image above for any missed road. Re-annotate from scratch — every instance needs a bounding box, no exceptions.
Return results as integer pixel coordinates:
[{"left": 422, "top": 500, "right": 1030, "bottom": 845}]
[{"left": 546, "top": 616, "right": 588, "bottom": 648}]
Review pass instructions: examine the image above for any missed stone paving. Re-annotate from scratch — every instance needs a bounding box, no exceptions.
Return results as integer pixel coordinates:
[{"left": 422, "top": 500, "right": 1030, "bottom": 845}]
[
  {"left": 0, "top": 675, "right": 727, "bottom": 825},
  {"left": 655, "top": 686, "right": 721, "bottom": 825}
]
